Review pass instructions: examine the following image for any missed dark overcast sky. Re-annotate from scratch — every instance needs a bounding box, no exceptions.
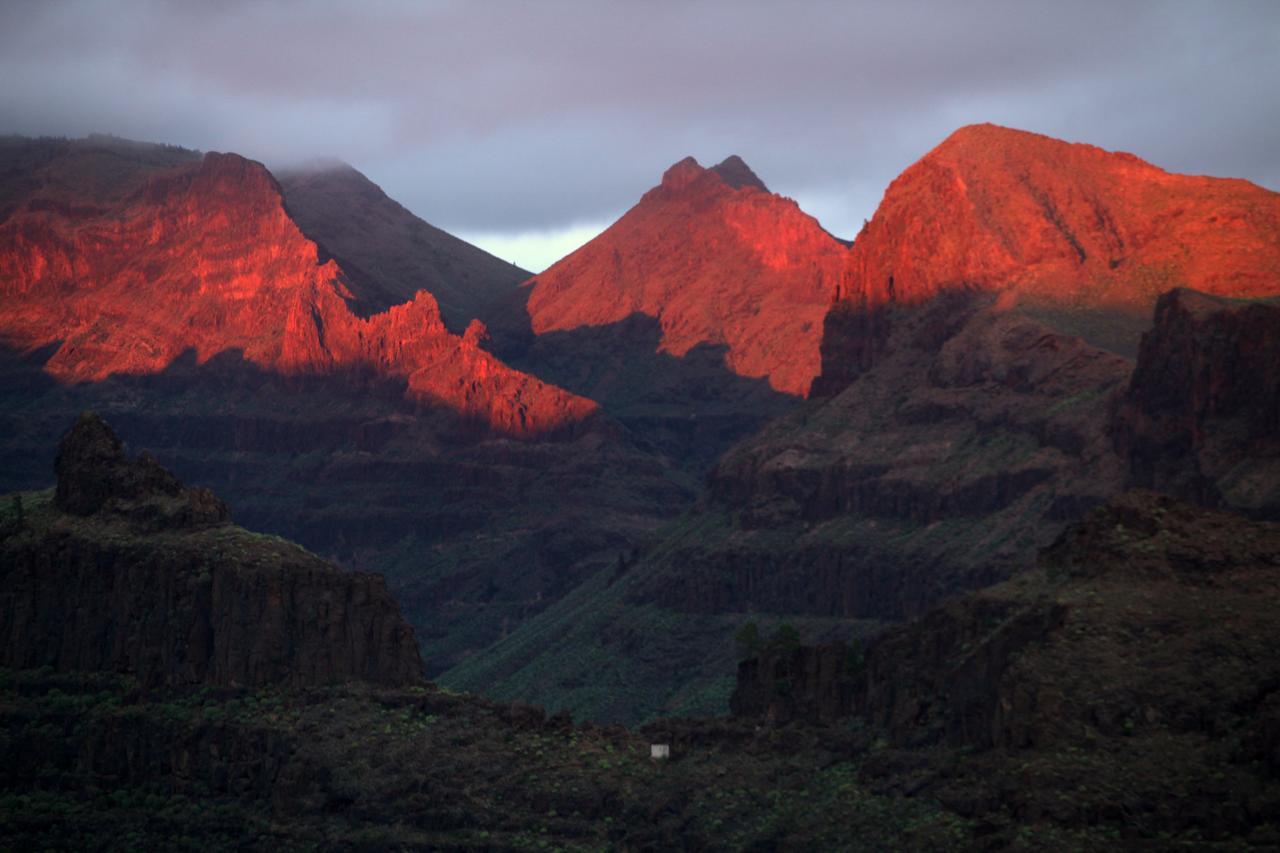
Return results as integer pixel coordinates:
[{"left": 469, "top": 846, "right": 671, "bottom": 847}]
[{"left": 2, "top": 0, "right": 1277, "bottom": 270}]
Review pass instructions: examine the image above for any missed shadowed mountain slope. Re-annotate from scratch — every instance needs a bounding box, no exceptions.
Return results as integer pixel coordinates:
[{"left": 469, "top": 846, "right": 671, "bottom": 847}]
[
  {"left": 728, "top": 489, "right": 1280, "bottom": 844},
  {"left": 275, "top": 160, "right": 529, "bottom": 328}
]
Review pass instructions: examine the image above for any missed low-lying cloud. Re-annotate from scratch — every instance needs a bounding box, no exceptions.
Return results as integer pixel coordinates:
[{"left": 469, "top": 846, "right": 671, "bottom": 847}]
[{"left": 2, "top": 0, "right": 1277, "bottom": 269}]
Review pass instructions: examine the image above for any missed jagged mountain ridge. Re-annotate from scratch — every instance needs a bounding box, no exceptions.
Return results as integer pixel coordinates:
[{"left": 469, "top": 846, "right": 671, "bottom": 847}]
[{"left": 0, "top": 137, "right": 593, "bottom": 438}]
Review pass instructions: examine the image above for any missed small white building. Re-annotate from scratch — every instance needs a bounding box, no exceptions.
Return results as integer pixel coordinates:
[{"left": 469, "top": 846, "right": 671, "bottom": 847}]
[{"left": 650, "top": 743, "right": 671, "bottom": 760}]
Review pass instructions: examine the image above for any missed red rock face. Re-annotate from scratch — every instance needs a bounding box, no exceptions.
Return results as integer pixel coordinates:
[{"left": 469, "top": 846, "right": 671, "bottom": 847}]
[
  {"left": 0, "top": 150, "right": 595, "bottom": 438},
  {"left": 840, "top": 123, "right": 1280, "bottom": 311},
  {"left": 523, "top": 156, "right": 847, "bottom": 396}
]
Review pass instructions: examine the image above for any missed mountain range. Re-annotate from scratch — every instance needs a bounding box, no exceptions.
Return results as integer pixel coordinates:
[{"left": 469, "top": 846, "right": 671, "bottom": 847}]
[{"left": 2, "top": 120, "right": 1279, "bottom": 846}]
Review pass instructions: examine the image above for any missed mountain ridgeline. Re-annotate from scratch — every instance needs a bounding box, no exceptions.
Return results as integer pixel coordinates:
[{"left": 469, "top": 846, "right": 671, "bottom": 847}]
[
  {"left": 2, "top": 126, "right": 1280, "bottom": 720},
  {"left": 2, "top": 123, "right": 1280, "bottom": 849}
]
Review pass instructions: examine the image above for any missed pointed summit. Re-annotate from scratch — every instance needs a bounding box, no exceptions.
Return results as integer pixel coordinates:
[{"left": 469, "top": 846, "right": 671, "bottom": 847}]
[
  {"left": 711, "top": 155, "right": 768, "bottom": 192},
  {"left": 521, "top": 154, "right": 847, "bottom": 396},
  {"left": 660, "top": 155, "right": 705, "bottom": 192}
]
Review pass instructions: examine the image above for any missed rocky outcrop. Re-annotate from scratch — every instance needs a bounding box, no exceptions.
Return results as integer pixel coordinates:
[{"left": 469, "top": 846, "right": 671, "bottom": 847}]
[
  {"left": 0, "top": 414, "right": 424, "bottom": 688},
  {"left": 517, "top": 155, "right": 847, "bottom": 396},
  {"left": 275, "top": 160, "right": 529, "bottom": 328},
  {"left": 0, "top": 138, "right": 594, "bottom": 438},
  {"left": 1114, "top": 287, "right": 1280, "bottom": 518},
  {"left": 54, "top": 411, "right": 228, "bottom": 526},
  {"left": 729, "top": 643, "right": 858, "bottom": 725},
  {"left": 817, "top": 123, "right": 1280, "bottom": 393}
]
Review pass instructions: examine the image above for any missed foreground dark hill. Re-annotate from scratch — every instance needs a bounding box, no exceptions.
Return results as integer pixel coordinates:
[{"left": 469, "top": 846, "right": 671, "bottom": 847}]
[
  {"left": 1, "top": 413, "right": 424, "bottom": 688},
  {"left": 730, "top": 490, "right": 1280, "bottom": 844},
  {"left": 275, "top": 160, "right": 529, "bottom": 328},
  {"left": 3, "top": 483, "right": 1276, "bottom": 849}
]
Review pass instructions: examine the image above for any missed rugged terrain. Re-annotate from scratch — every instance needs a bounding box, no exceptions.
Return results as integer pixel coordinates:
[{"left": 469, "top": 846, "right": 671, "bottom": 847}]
[
  {"left": 4, "top": 487, "right": 1276, "bottom": 850},
  {"left": 1115, "top": 287, "right": 1280, "bottom": 518},
  {"left": 449, "top": 126, "right": 1280, "bottom": 723},
  {"left": 728, "top": 490, "right": 1280, "bottom": 847},
  {"left": 0, "top": 135, "right": 691, "bottom": 678},
  {"left": 4, "top": 127, "right": 1279, "bottom": 735},
  {"left": 449, "top": 289, "right": 1134, "bottom": 721}
]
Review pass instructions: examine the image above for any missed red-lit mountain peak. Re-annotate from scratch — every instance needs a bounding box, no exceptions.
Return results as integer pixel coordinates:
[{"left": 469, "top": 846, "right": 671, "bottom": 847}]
[
  {"left": 0, "top": 141, "right": 595, "bottom": 438},
  {"left": 841, "top": 123, "right": 1280, "bottom": 311},
  {"left": 524, "top": 155, "right": 846, "bottom": 396}
]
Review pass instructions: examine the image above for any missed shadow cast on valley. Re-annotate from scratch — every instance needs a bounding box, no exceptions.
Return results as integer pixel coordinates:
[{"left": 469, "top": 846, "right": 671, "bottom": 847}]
[{"left": 489, "top": 299, "right": 800, "bottom": 472}]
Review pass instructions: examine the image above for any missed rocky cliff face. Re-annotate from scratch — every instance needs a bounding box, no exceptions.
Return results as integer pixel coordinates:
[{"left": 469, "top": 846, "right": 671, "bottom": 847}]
[
  {"left": 0, "top": 413, "right": 424, "bottom": 688},
  {"left": 662, "top": 291, "right": 1132, "bottom": 617},
  {"left": 1114, "top": 287, "right": 1280, "bottom": 518},
  {"left": 716, "top": 491, "right": 1280, "bottom": 841},
  {"left": 729, "top": 643, "right": 858, "bottom": 725},
  {"left": 0, "top": 138, "right": 594, "bottom": 438},
  {"left": 517, "top": 155, "right": 847, "bottom": 397},
  {"left": 818, "top": 123, "right": 1280, "bottom": 393},
  {"left": 276, "top": 160, "right": 528, "bottom": 328},
  {"left": 728, "top": 490, "right": 1280, "bottom": 754},
  {"left": 855, "top": 491, "right": 1280, "bottom": 750}
]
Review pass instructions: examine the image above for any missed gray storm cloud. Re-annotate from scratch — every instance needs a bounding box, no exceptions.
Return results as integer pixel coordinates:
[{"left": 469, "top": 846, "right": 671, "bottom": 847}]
[{"left": 1, "top": 0, "right": 1277, "bottom": 246}]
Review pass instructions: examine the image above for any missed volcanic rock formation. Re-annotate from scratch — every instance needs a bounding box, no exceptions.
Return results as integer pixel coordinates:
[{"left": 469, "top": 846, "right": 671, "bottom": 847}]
[{"left": 0, "top": 413, "right": 425, "bottom": 688}]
